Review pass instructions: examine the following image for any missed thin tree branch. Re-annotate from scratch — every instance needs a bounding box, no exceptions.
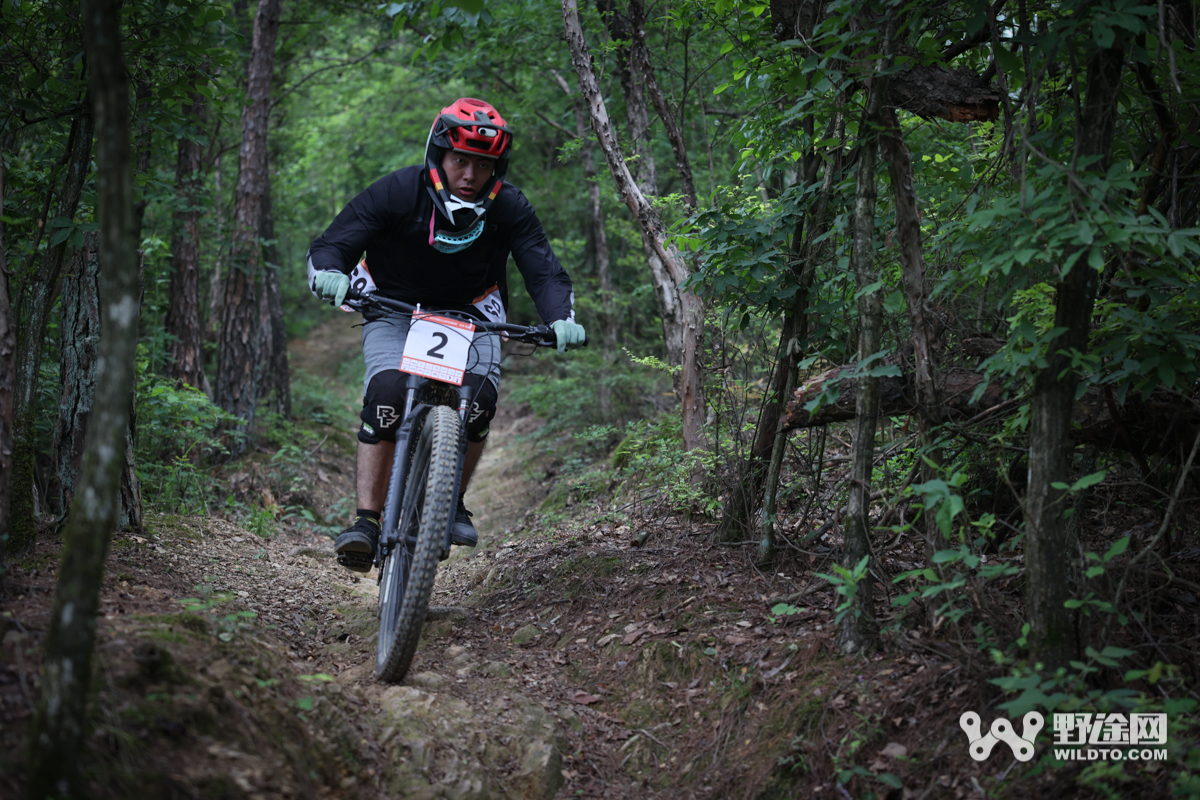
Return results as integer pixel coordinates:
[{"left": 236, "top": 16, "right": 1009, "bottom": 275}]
[
  {"left": 481, "top": 66, "right": 577, "bottom": 137},
  {"left": 271, "top": 44, "right": 394, "bottom": 108},
  {"left": 942, "top": 0, "right": 1006, "bottom": 60},
  {"left": 628, "top": 0, "right": 696, "bottom": 207}
]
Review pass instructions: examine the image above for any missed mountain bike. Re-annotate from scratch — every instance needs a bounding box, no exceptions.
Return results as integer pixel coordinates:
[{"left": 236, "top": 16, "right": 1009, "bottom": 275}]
[{"left": 350, "top": 290, "right": 580, "bottom": 682}]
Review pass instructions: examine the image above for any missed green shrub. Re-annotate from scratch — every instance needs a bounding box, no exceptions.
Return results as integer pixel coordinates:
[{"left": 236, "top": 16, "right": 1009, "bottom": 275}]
[
  {"left": 506, "top": 348, "right": 665, "bottom": 438},
  {"left": 135, "top": 352, "right": 239, "bottom": 513},
  {"left": 610, "top": 414, "right": 720, "bottom": 516}
]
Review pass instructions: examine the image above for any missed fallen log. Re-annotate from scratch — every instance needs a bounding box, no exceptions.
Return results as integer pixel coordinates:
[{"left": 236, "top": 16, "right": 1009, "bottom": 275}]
[
  {"left": 887, "top": 65, "right": 1000, "bottom": 123},
  {"left": 782, "top": 364, "right": 1200, "bottom": 457}
]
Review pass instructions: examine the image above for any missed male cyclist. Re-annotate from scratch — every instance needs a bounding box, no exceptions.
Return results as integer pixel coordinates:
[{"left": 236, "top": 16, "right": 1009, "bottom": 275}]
[{"left": 306, "top": 98, "right": 586, "bottom": 572}]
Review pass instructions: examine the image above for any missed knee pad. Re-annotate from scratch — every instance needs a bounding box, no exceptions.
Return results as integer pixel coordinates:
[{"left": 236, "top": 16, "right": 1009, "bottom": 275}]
[
  {"left": 359, "top": 370, "right": 407, "bottom": 444},
  {"left": 464, "top": 375, "right": 497, "bottom": 443}
]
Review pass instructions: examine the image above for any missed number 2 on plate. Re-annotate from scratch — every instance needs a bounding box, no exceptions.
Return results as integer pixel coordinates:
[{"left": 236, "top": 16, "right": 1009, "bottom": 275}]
[{"left": 400, "top": 313, "right": 475, "bottom": 385}]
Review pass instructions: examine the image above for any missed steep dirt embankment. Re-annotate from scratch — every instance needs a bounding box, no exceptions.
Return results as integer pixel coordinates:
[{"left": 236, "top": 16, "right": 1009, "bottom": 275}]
[{"left": 1, "top": 313, "right": 998, "bottom": 800}]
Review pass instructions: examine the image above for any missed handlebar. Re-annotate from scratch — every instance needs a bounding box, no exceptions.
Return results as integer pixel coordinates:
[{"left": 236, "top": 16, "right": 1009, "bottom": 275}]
[{"left": 348, "top": 290, "right": 589, "bottom": 349}]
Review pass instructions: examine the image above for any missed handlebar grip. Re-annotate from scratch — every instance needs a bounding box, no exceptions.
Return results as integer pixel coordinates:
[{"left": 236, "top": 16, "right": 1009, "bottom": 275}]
[{"left": 551, "top": 332, "right": 590, "bottom": 350}]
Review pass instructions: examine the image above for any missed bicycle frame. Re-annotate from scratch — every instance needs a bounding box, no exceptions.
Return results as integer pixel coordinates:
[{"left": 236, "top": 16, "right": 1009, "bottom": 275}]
[{"left": 349, "top": 289, "right": 584, "bottom": 682}]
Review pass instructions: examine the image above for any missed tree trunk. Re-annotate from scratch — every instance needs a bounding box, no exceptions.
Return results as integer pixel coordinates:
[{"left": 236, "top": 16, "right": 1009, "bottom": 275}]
[
  {"left": 0, "top": 153, "right": 14, "bottom": 583},
  {"left": 1026, "top": 44, "right": 1125, "bottom": 671},
  {"left": 563, "top": 0, "right": 707, "bottom": 451},
  {"left": 214, "top": 0, "right": 282, "bottom": 455},
  {"left": 757, "top": 290, "right": 805, "bottom": 562},
  {"left": 25, "top": 0, "right": 140, "bottom": 793},
  {"left": 206, "top": 155, "right": 225, "bottom": 372},
  {"left": 53, "top": 236, "right": 101, "bottom": 514},
  {"left": 595, "top": 0, "right": 657, "bottom": 195},
  {"left": 718, "top": 244, "right": 802, "bottom": 543},
  {"left": 257, "top": 172, "right": 291, "bottom": 419},
  {"left": 9, "top": 109, "right": 95, "bottom": 555},
  {"left": 595, "top": 198, "right": 617, "bottom": 419},
  {"left": 132, "top": 78, "right": 153, "bottom": 241},
  {"left": 51, "top": 235, "right": 143, "bottom": 529},
  {"left": 571, "top": 96, "right": 617, "bottom": 419},
  {"left": 627, "top": 0, "right": 696, "bottom": 208},
  {"left": 718, "top": 104, "right": 846, "bottom": 541},
  {"left": 119, "top": 372, "right": 143, "bottom": 533},
  {"left": 165, "top": 83, "right": 208, "bottom": 391},
  {"left": 837, "top": 23, "right": 895, "bottom": 655},
  {"left": 879, "top": 105, "right": 946, "bottom": 559}
]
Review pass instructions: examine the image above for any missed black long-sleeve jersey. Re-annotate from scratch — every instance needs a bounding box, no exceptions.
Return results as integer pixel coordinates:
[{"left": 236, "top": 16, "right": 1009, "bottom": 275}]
[{"left": 306, "top": 165, "right": 575, "bottom": 323}]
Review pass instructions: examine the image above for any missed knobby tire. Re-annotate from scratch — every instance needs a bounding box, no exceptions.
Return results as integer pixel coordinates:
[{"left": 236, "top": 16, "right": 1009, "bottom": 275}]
[{"left": 376, "top": 405, "right": 460, "bottom": 682}]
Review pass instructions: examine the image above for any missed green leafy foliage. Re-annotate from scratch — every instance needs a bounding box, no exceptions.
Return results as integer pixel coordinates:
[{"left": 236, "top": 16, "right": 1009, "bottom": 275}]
[
  {"left": 507, "top": 349, "right": 668, "bottom": 438},
  {"left": 768, "top": 603, "right": 806, "bottom": 624},
  {"left": 815, "top": 555, "right": 871, "bottom": 626},
  {"left": 610, "top": 414, "right": 721, "bottom": 516},
  {"left": 135, "top": 351, "right": 240, "bottom": 514}
]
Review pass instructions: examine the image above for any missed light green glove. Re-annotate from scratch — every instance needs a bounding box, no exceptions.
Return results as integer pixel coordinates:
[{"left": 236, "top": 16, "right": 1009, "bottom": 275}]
[
  {"left": 551, "top": 319, "right": 586, "bottom": 353},
  {"left": 313, "top": 271, "right": 350, "bottom": 307}
]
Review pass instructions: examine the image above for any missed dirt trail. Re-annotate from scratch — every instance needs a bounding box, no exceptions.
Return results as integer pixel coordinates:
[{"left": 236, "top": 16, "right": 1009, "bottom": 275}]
[{"left": 276, "top": 315, "right": 652, "bottom": 798}]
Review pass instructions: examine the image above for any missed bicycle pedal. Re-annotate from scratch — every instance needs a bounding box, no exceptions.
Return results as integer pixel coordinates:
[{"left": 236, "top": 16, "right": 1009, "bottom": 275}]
[{"left": 337, "top": 551, "right": 374, "bottom": 573}]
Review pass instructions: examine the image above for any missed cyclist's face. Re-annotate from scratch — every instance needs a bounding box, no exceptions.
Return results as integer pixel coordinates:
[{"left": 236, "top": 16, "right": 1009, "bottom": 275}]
[{"left": 441, "top": 151, "right": 495, "bottom": 201}]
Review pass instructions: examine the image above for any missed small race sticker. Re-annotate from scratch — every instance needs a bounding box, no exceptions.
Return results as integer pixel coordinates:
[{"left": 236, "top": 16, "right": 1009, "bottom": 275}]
[
  {"left": 340, "top": 258, "right": 377, "bottom": 312},
  {"left": 400, "top": 312, "right": 476, "bottom": 385},
  {"left": 471, "top": 284, "right": 506, "bottom": 324}
]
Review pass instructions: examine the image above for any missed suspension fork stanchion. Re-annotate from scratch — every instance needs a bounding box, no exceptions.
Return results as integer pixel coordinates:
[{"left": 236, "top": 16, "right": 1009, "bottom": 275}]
[{"left": 382, "top": 380, "right": 420, "bottom": 547}]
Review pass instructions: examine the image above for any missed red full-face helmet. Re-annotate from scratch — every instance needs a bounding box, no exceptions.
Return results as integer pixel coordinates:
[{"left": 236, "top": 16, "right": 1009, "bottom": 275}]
[
  {"left": 424, "top": 99, "right": 513, "bottom": 250},
  {"left": 428, "top": 97, "right": 512, "bottom": 167}
]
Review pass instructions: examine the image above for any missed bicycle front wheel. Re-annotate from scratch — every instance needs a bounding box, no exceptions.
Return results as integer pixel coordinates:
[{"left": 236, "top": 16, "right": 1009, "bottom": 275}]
[{"left": 376, "top": 404, "right": 461, "bottom": 682}]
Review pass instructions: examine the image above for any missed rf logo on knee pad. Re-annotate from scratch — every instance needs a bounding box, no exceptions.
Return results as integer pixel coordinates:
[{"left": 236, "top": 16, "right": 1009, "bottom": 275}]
[
  {"left": 376, "top": 405, "right": 399, "bottom": 428},
  {"left": 358, "top": 368, "right": 499, "bottom": 445}
]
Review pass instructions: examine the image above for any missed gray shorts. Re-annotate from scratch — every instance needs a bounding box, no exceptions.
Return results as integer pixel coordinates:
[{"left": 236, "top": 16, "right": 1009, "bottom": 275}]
[{"left": 361, "top": 311, "right": 502, "bottom": 399}]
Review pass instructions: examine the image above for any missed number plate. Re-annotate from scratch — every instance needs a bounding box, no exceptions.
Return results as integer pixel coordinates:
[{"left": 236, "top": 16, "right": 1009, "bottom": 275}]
[{"left": 400, "top": 312, "right": 476, "bottom": 385}]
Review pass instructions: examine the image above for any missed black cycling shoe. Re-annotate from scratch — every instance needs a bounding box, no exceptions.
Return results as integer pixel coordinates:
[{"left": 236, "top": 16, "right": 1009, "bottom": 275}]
[
  {"left": 335, "top": 516, "right": 381, "bottom": 572},
  {"left": 451, "top": 501, "right": 478, "bottom": 547}
]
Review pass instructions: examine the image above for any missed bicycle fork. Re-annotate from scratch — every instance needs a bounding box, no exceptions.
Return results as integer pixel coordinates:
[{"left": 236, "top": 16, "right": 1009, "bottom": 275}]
[{"left": 378, "top": 376, "right": 476, "bottom": 567}]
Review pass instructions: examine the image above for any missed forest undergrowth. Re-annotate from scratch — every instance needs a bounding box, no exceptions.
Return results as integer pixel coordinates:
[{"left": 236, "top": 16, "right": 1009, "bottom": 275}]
[{"left": 2, "top": 319, "right": 1198, "bottom": 799}]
